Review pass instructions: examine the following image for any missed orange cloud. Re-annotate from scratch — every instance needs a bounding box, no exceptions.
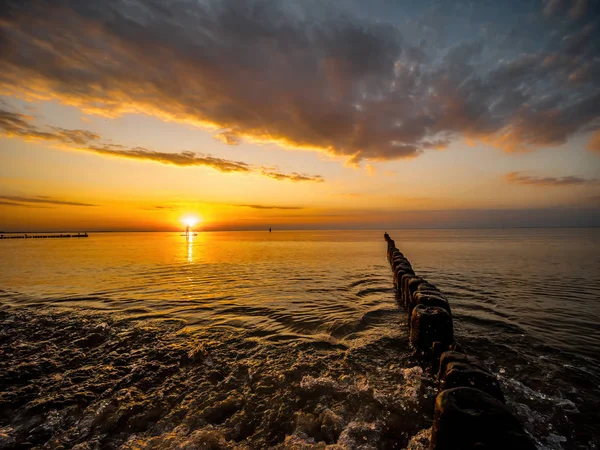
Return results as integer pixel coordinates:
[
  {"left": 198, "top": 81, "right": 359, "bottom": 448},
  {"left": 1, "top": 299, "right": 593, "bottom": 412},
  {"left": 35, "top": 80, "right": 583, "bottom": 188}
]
[
  {"left": 0, "top": 108, "right": 324, "bottom": 181},
  {"left": 214, "top": 130, "right": 241, "bottom": 146},
  {"left": 587, "top": 131, "right": 600, "bottom": 154}
]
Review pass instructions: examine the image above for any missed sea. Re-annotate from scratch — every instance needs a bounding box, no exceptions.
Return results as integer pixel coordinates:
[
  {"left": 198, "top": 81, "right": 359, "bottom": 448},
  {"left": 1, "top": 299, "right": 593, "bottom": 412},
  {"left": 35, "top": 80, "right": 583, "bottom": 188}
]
[{"left": 0, "top": 229, "right": 598, "bottom": 449}]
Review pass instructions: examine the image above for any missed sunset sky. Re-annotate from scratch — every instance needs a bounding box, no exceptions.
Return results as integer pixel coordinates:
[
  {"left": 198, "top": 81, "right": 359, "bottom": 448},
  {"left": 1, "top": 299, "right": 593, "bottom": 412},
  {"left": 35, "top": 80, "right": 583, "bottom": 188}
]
[{"left": 1, "top": 0, "right": 600, "bottom": 231}]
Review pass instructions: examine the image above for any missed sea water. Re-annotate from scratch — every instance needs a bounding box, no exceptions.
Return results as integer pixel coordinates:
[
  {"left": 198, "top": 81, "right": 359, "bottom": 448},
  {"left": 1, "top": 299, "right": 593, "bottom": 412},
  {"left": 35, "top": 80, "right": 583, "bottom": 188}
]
[{"left": 1, "top": 229, "right": 598, "bottom": 449}]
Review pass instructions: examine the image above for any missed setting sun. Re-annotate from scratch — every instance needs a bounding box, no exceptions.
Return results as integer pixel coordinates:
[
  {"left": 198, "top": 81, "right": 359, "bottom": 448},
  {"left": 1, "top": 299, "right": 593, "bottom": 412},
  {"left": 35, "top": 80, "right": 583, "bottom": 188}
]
[{"left": 182, "top": 216, "right": 201, "bottom": 228}]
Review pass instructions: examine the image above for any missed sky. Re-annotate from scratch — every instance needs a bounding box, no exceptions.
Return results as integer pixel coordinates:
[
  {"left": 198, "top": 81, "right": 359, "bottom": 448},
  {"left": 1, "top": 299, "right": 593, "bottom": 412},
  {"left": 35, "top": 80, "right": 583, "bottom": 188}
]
[{"left": 1, "top": 0, "right": 599, "bottom": 231}]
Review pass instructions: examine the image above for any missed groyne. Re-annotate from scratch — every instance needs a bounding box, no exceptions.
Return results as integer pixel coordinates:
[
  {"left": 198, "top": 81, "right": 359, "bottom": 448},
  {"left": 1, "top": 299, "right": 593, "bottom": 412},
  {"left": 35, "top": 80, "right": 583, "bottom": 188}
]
[
  {"left": 0, "top": 233, "right": 88, "bottom": 240},
  {"left": 384, "top": 232, "right": 536, "bottom": 450}
]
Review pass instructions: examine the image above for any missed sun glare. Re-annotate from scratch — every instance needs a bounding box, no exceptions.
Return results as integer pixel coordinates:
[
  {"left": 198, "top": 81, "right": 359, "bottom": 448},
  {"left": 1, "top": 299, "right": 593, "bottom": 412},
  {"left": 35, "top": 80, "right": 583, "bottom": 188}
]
[{"left": 182, "top": 216, "right": 201, "bottom": 227}]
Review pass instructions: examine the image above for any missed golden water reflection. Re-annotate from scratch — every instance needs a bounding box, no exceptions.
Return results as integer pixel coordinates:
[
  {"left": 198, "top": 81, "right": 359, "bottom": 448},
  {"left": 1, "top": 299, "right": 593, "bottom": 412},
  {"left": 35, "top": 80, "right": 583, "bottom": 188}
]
[{"left": 186, "top": 233, "right": 193, "bottom": 263}]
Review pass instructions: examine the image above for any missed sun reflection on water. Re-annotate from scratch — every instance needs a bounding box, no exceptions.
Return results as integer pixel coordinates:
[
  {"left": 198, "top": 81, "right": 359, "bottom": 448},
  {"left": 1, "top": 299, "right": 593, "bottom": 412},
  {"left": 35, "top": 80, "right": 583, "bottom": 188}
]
[{"left": 186, "top": 233, "right": 193, "bottom": 263}]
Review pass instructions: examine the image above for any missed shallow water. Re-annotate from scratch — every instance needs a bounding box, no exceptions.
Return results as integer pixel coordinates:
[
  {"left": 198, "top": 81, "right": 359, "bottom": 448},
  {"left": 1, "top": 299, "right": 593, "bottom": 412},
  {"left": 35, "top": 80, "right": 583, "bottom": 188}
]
[{"left": 0, "top": 229, "right": 599, "bottom": 449}]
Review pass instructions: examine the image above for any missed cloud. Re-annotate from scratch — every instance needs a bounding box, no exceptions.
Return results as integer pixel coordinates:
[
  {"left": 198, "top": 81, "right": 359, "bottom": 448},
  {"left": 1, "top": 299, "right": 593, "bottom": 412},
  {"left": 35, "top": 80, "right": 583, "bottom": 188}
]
[
  {"left": 0, "top": 200, "right": 50, "bottom": 208},
  {"left": 544, "top": 0, "right": 591, "bottom": 19},
  {"left": 214, "top": 130, "right": 241, "bottom": 146},
  {"left": 505, "top": 171, "right": 598, "bottom": 186},
  {"left": 0, "top": 108, "right": 251, "bottom": 172},
  {"left": 0, "top": 195, "right": 96, "bottom": 207},
  {"left": 260, "top": 167, "right": 324, "bottom": 183},
  {"left": 232, "top": 204, "right": 303, "bottom": 210},
  {"left": 142, "top": 205, "right": 178, "bottom": 211},
  {"left": 0, "top": 109, "right": 100, "bottom": 145},
  {"left": 0, "top": 0, "right": 598, "bottom": 164},
  {"left": 587, "top": 131, "right": 600, "bottom": 154},
  {"left": 87, "top": 145, "right": 251, "bottom": 172},
  {"left": 0, "top": 108, "right": 323, "bottom": 181}
]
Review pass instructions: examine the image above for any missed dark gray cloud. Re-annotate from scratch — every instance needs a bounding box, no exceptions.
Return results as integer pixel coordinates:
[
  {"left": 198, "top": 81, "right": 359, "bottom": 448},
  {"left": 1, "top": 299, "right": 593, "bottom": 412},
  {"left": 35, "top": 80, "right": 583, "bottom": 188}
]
[
  {"left": 232, "top": 204, "right": 303, "bottom": 210},
  {"left": 1, "top": 0, "right": 599, "bottom": 163},
  {"left": 0, "top": 195, "right": 96, "bottom": 207},
  {"left": 0, "top": 108, "right": 323, "bottom": 180},
  {"left": 505, "top": 171, "right": 599, "bottom": 186},
  {"left": 543, "top": 0, "right": 594, "bottom": 19}
]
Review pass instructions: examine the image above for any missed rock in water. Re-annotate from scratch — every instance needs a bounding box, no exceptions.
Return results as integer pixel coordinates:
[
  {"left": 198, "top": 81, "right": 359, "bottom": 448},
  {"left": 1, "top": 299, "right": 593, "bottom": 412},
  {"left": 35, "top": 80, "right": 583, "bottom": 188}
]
[
  {"left": 440, "top": 362, "right": 505, "bottom": 403},
  {"left": 409, "top": 305, "right": 453, "bottom": 352},
  {"left": 431, "top": 387, "right": 536, "bottom": 450},
  {"left": 437, "top": 351, "right": 478, "bottom": 380},
  {"left": 408, "top": 292, "right": 451, "bottom": 326}
]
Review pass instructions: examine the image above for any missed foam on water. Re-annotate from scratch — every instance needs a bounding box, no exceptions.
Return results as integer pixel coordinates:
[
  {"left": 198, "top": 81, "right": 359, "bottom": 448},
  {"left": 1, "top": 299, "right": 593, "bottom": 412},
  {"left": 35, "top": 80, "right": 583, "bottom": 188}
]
[{"left": 0, "top": 307, "right": 435, "bottom": 449}]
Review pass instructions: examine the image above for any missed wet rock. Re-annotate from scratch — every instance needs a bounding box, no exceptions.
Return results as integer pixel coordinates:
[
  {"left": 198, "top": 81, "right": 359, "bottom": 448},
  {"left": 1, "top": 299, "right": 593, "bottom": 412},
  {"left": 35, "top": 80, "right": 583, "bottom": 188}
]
[
  {"left": 319, "top": 409, "right": 344, "bottom": 444},
  {"left": 431, "top": 341, "right": 453, "bottom": 375},
  {"left": 391, "top": 254, "right": 410, "bottom": 268},
  {"left": 449, "top": 341, "right": 465, "bottom": 354},
  {"left": 431, "top": 387, "right": 536, "bottom": 450},
  {"left": 394, "top": 265, "right": 415, "bottom": 289},
  {"left": 416, "top": 282, "right": 438, "bottom": 294},
  {"left": 398, "top": 274, "right": 417, "bottom": 305},
  {"left": 409, "top": 305, "right": 453, "bottom": 352},
  {"left": 394, "top": 262, "right": 413, "bottom": 276},
  {"left": 208, "top": 370, "right": 225, "bottom": 384},
  {"left": 337, "top": 421, "right": 383, "bottom": 449},
  {"left": 127, "top": 406, "right": 162, "bottom": 432},
  {"left": 440, "top": 362, "right": 505, "bottom": 403},
  {"left": 203, "top": 396, "right": 243, "bottom": 425},
  {"left": 403, "top": 277, "right": 425, "bottom": 309},
  {"left": 74, "top": 333, "right": 106, "bottom": 348},
  {"left": 392, "top": 257, "right": 404, "bottom": 270},
  {"left": 437, "top": 351, "right": 481, "bottom": 381},
  {"left": 390, "top": 255, "right": 411, "bottom": 270},
  {"left": 408, "top": 292, "right": 451, "bottom": 327},
  {"left": 406, "top": 282, "right": 440, "bottom": 317}
]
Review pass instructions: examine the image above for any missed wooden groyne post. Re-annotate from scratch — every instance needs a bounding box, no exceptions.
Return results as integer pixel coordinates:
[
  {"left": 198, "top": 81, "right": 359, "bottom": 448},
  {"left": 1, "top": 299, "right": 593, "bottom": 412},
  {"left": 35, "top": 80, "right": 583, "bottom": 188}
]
[{"left": 383, "top": 232, "right": 536, "bottom": 450}]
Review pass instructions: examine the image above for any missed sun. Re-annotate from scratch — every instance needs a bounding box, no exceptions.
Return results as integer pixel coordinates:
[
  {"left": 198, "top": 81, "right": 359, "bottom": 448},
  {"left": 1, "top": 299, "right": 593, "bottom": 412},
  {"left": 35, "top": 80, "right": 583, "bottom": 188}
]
[{"left": 182, "top": 216, "right": 201, "bottom": 228}]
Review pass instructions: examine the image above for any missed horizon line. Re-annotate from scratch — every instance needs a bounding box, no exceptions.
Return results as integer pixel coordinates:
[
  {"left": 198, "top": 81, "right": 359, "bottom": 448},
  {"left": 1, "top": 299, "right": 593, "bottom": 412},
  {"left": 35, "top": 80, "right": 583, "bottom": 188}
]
[{"left": 2, "top": 225, "right": 600, "bottom": 234}]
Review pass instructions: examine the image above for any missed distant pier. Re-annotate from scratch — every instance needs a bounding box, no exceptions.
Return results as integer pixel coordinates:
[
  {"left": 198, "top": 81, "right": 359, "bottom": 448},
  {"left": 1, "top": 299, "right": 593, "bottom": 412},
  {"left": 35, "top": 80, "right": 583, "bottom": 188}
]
[{"left": 0, "top": 233, "right": 88, "bottom": 240}]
